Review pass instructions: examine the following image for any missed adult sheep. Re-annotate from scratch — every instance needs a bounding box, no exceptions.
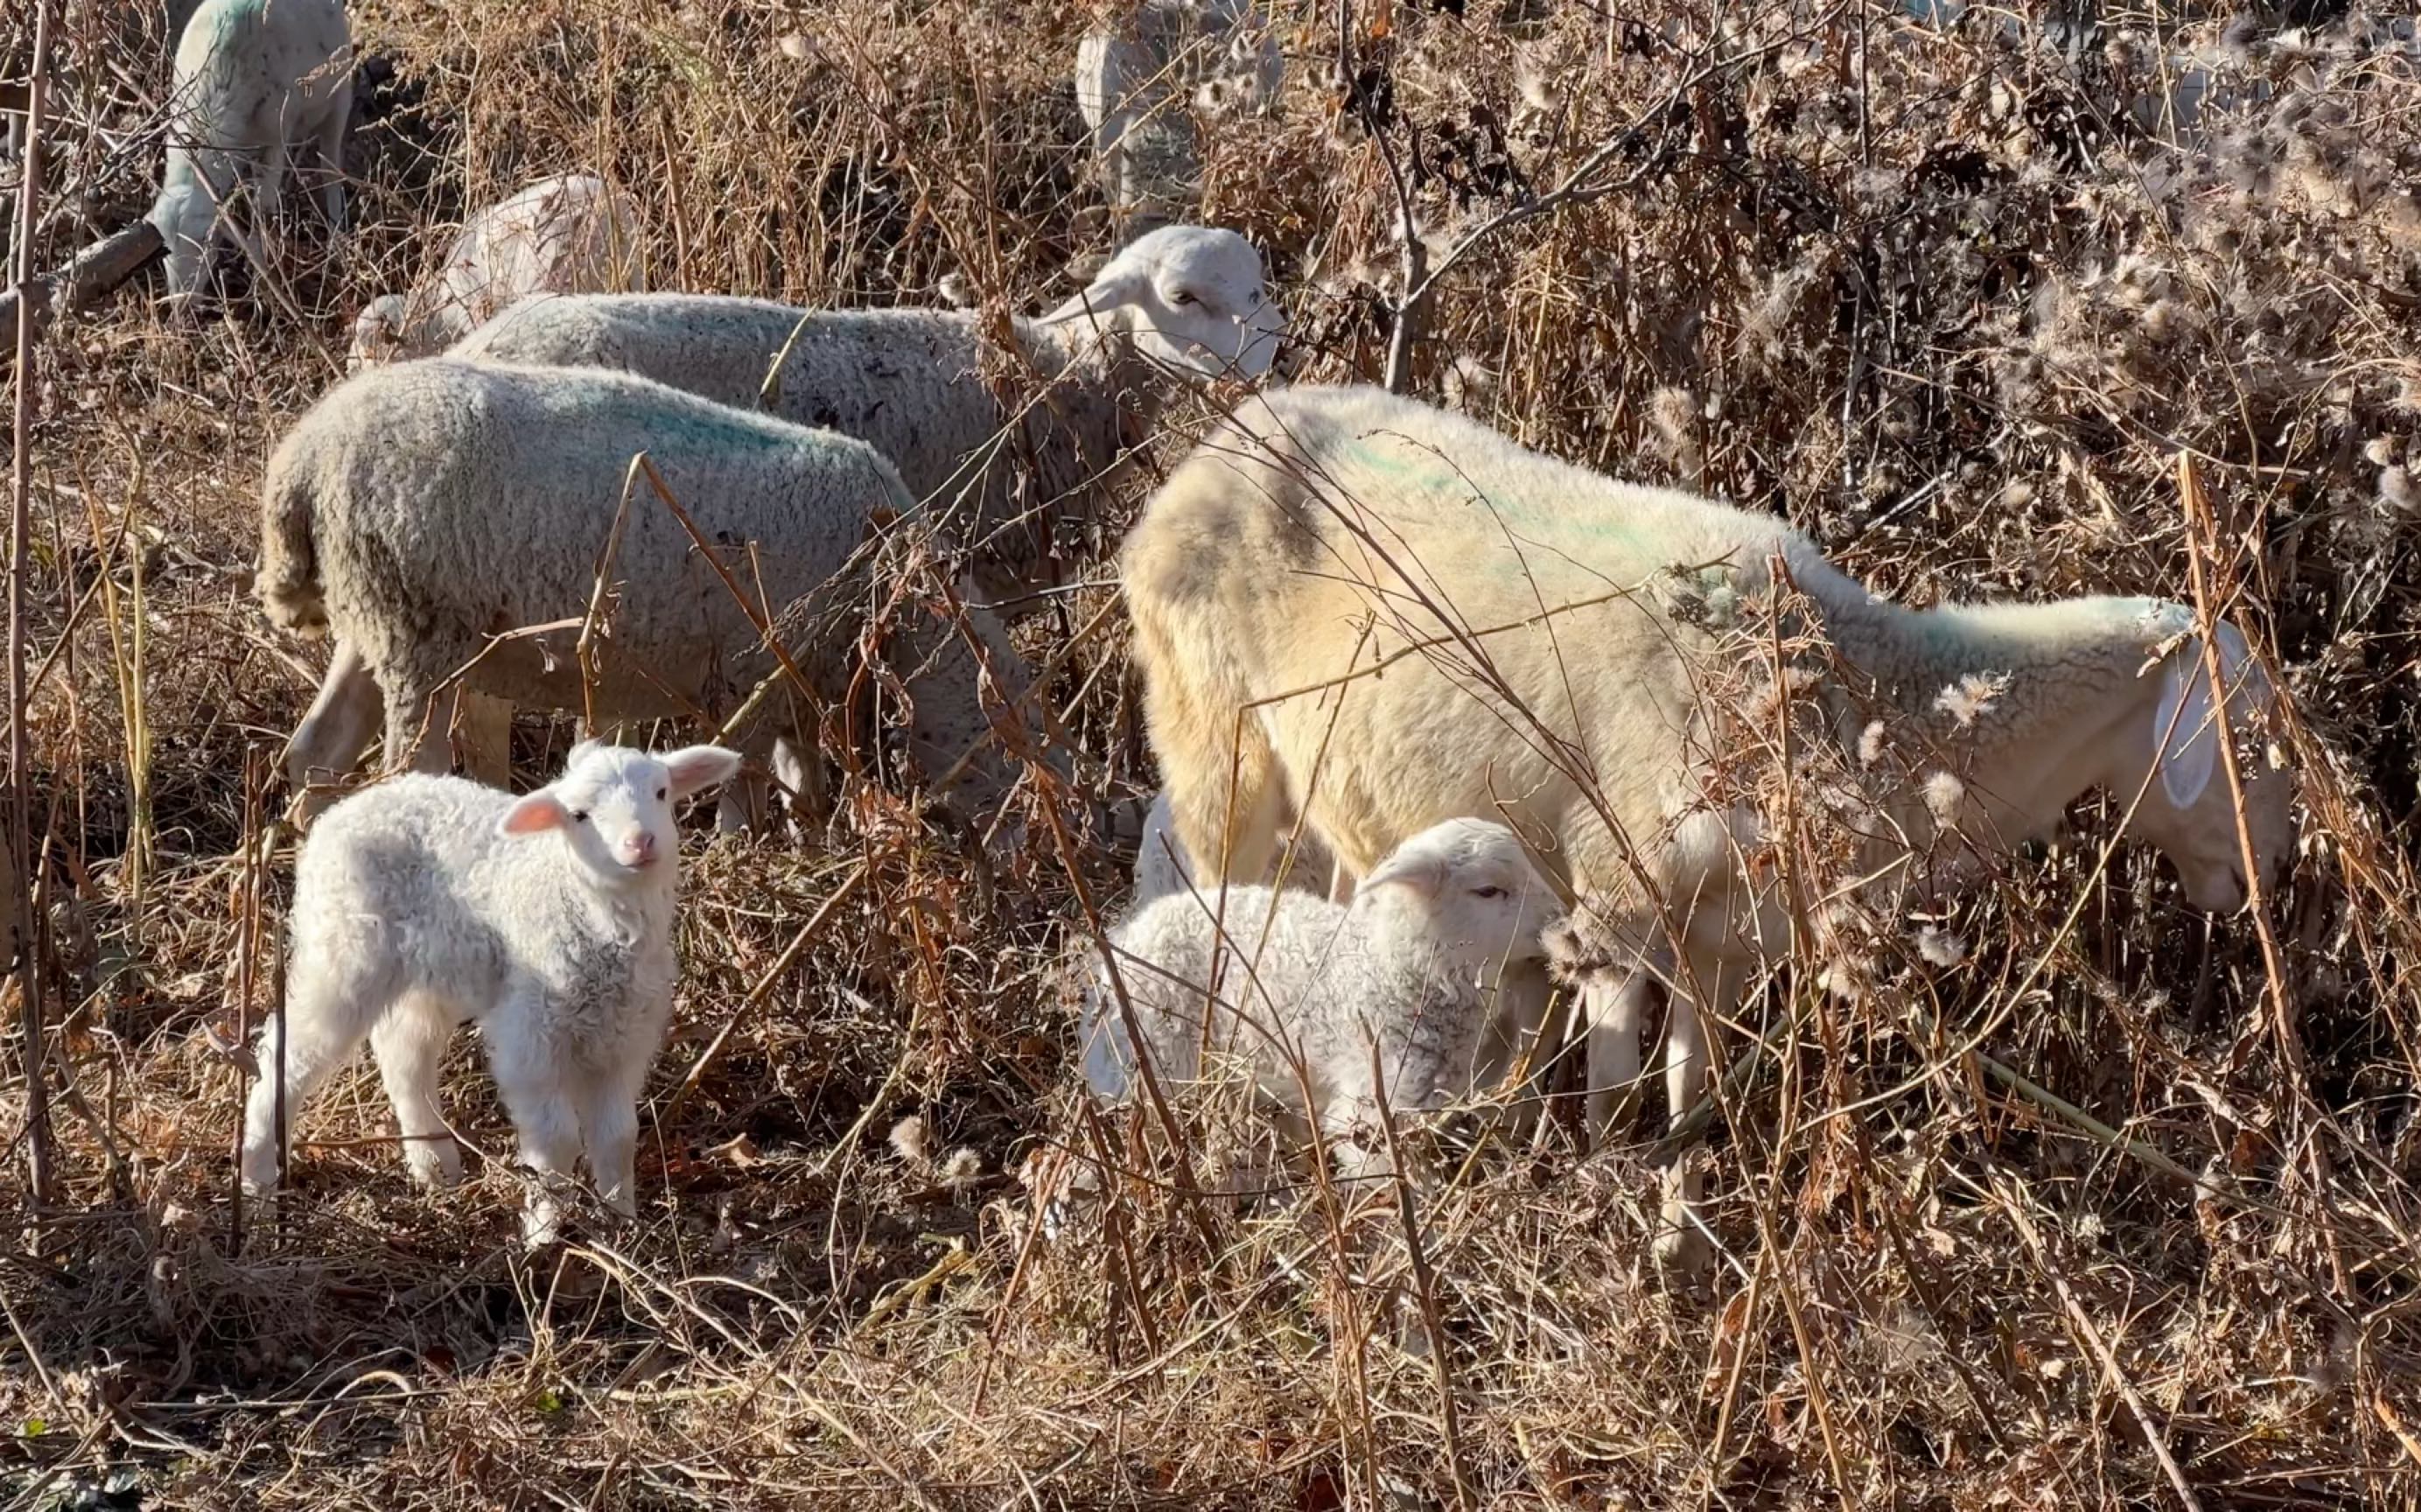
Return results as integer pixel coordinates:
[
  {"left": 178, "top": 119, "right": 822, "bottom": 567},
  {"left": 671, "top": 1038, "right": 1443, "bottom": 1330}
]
[
  {"left": 1075, "top": 0, "right": 1282, "bottom": 244},
  {"left": 1121, "top": 383, "right": 2296, "bottom": 1270},
  {"left": 348, "top": 173, "right": 648, "bottom": 368},
  {"left": 149, "top": 0, "right": 353, "bottom": 304},
  {"left": 262, "top": 360, "right": 1034, "bottom": 829}
]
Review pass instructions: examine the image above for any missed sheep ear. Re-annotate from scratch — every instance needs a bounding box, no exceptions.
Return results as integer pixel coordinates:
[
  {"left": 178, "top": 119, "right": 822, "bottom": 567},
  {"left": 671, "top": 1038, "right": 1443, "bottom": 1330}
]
[
  {"left": 661, "top": 745, "right": 743, "bottom": 799},
  {"left": 1040, "top": 266, "right": 1146, "bottom": 327},
  {"left": 2153, "top": 640, "right": 2222, "bottom": 809},
  {"left": 499, "top": 790, "right": 571, "bottom": 836},
  {"left": 1361, "top": 851, "right": 1446, "bottom": 901}
]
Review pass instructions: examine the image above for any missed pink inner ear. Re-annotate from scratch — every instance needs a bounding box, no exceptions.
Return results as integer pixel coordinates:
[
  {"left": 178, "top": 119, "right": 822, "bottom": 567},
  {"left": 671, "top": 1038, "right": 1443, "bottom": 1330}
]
[{"left": 499, "top": 793, "right": 569, "bottom": 836}]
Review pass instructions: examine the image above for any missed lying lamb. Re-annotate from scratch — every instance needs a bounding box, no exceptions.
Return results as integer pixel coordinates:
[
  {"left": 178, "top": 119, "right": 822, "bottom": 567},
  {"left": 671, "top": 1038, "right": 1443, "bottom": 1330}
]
[
  {"left": 1076, "top": 0, "right": 1283, "bottom": 243},
  {"left": 150, "top": 0, "right": 353, "bottom": 304},
  {"left": 349, "top": 173, "right": 648, "bottom": 369},
  {"left": 240, "top": 741, "right": 740, "bottom": 1244},
  {"left": 1121, "top": 382, "right": 2297, "bottom": 1270},
  {"left": 260, "top": 359, "right": 1034, "bottom": 826},
  {"left": 1080, "top": 816, "right": 1561, "bottom": 1185},
  {"left": 450, "top": 223, "right": 1284, "bottom": 607}
]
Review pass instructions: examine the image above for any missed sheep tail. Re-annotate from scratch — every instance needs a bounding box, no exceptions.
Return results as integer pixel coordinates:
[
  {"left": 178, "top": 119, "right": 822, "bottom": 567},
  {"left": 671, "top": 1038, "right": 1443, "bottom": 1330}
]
[{"left": 255, "top": 437, "right": 330, "bottom": 638}]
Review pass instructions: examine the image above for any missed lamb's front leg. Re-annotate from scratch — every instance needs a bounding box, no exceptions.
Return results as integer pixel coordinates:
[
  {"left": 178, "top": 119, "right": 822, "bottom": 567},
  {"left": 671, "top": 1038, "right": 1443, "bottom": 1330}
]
[
  {"left": 575, "top": 1032, "right": 657, "bottom": 1223},
  {"left": 486, "top": 992, "right": 585, "bottom": 1247}
]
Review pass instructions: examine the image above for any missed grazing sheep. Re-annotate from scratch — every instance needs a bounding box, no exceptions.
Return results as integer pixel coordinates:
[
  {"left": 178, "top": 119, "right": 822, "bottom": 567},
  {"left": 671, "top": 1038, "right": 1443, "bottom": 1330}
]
[
  {"left": 149, "top": 0, "right": 353, "bottom": 304},
  {"left": 240, "top": 741, "right": 739, "bottom": 1244},
  {"left": 348, "top": 173, "right": 647, "bottom": 369},
  {"left": 1121, "top": 383, "right": 2296, "bottom": 1268},
  {"left": 1080, "top": 816, "right": 1562, "bottom": 1183},
  {"left": 1075, "top": 0, "right": 1282, "bottom": 244},
  {"left": 450, "top": 223, "right": 1284, "bottom": 607},
  {"left": 260, "top": 359, "right": 1034, "bottom": 828}
]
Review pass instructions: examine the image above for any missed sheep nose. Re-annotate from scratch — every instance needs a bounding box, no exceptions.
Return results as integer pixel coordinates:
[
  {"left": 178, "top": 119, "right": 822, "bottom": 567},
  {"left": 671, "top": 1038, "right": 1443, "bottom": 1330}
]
[{"left": 620, "top": 831, "right": 658, "bottom": 867}]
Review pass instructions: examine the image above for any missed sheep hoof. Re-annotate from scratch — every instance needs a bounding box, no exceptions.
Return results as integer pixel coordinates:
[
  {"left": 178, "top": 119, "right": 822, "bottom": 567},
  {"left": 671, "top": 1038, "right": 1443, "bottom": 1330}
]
[{"left": 403, "top": 1139, "right": 463, "bottom": 1190}]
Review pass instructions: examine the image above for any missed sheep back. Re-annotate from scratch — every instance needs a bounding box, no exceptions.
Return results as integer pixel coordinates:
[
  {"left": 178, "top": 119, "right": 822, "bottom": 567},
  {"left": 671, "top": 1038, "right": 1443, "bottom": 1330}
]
[{"left": 453, "top": 294, "right": 1126, "bottom": 599}]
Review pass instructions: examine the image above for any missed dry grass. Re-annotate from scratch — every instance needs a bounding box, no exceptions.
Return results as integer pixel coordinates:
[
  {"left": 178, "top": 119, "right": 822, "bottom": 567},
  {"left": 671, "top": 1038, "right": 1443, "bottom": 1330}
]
[{"left": 3, "top": 0, "right": 2421, "bottom": 1506}]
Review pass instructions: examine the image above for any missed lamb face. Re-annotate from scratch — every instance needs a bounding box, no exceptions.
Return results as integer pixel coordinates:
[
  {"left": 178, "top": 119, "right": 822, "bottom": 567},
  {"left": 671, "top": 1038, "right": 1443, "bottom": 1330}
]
[
  {"left": 497, "top": 741, "right": 742, "bottom": 888},
  {"left": 2117, "top": 620, "right": 2295, "bottom": 914},
  {"left": 1050, "top": 225, "right": 1284, "bottom": 380},
  {"left": 1357, "top": 816, "right": 1563, "bottom": 976}
]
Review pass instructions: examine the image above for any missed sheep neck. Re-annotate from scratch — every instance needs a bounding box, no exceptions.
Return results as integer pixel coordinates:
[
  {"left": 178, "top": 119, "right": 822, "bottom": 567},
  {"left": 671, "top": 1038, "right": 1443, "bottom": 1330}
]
[{"left": 1812, "top": 589, "right": 2169, "bottom": 844}]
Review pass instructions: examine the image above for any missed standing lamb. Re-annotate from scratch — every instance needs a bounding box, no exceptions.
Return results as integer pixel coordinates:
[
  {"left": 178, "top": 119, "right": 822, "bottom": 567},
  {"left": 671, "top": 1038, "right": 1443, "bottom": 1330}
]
[
  {"left": 348, "top": 173, "right": 648, "bottom": 369},
  {"left": 1121, "top": 384, "right": 2296, "bottom": 1270},
  {"left": 450, "top": 223, "right": 1284, "bottom": 607},
  {"left": 149, "top": 0, "right": 353, "bottom": 304},
  {"left": 260, "top": 359, "right": 1035, "bottom": 828},
  {"left": 240, "top": 741, "right": 739, "bottom": 1243},
  {"left": 1075, "top": 0, "right": 1282, "bottom": 244},
  {"left": 1081, "top": 816, "right": 1562, "bottom": 1184}
]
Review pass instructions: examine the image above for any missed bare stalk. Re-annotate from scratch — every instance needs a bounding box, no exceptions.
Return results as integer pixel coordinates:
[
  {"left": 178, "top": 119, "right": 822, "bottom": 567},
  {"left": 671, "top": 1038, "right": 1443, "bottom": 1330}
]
[{"left": 9, "top": 0, "right": 56, "bottom": 1208}]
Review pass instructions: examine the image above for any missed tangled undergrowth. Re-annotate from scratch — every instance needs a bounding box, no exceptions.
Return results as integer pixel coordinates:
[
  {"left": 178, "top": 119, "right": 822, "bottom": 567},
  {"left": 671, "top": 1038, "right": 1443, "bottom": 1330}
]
[{"left": 3, "top": 0, "right": 2420, "bottom": 1505}]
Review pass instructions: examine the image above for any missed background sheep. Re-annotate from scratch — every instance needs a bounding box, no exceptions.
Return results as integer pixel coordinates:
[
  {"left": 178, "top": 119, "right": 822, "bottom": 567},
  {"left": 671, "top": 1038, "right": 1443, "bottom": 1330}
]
[
  {"left": 240, "top": 742, "right": 740, "bottom": 1245},
  {"left": 259, "top": 359, "right": 1035, "bottom": 829},
  {"left": 1074, "top": 0, "right": 1281, "bottom": 244},
  {"left": 450, "top": 223, "right": 1284, "bottom": 609},
  {"left": 1080, "top": 816, "right": 1560, "bottom": 1184},
  {"left": 1122, "top": 383, "right": 2296, "bottom": 1267},
  {"left": 148, "top": 0, "right": 352, "bottom": 304},
  {"left": 347, "top": 173, "right": 648, "bottom": 369}
]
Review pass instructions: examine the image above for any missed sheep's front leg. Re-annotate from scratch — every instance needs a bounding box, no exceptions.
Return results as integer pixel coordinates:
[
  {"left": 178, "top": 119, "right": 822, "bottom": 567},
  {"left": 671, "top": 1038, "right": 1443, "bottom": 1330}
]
[
  {"left": 486, "top": 997, "right": 584, "bottom": 1247},
  {"left": 370, "top": 990, "right": 465, "bottom": 1189},
  {"left": 1654, "top": 943, "right": 1737, "bottom": 1281},
  {"left": 283, "top": 639, "right": 382, "bottom": 823},
  {"left": 575, "top": 1034, "right": 656, "bottom": 1222},
  {"left": 313, "top": 90, "right": 350, "bottom": 232},
  {"left": 1583, "top": 962, "right": 1657, "bottom": 1141},
  {"left": 451, "top": 690, "right": 514, "bottom": 788}
]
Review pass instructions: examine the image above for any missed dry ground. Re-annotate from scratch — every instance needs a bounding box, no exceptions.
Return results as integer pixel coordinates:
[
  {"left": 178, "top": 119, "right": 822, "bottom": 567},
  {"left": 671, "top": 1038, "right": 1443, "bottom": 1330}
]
[{"left": 2, "top": 0, "right": 2420, "bottom": 1506}]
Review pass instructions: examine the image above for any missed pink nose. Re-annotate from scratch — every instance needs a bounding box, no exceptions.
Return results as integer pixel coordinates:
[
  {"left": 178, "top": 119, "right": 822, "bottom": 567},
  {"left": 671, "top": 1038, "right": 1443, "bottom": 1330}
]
[{"left": 620, "top": 831, "right": 658, "bottom": 866}]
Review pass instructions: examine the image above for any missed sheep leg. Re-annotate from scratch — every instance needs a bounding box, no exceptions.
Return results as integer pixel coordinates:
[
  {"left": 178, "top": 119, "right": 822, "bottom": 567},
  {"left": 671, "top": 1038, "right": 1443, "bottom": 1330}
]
[
  {"left": 770, "top": 734, "right": 825, "bottom": 838},
  {"left": 369, "top": 990, "right": 464, "bottom": 1189},
  {"left": 1473, "top": 958, "right": 1550, "bottom": 1138},
  {"left": 313, "top": 88, "right": 350, "bottom": 232},
  {"left": 241, "top": 944, "right": 395, "bottom": 1193},
  {"left": 1583, "top": 962, "right": 1657, "bottom": 1140},
  {"left": 574, "top": 1041, "right": 652, "bottom": 1222},
  {"left": 485, "top": 996, "right": 584, "bottom": 1248},
  {"left": 283, "top": 639, "right": 382, "bottom": 823},
  {"left": 379, "top": 676, "right": 457, "bottom": 777},
  {"left": 1653, "top": 942, "right": 1735, "bottom": 1280}
]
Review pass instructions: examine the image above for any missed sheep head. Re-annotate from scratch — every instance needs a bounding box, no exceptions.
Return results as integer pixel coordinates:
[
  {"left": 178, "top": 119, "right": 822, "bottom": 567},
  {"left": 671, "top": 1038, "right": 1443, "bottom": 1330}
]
[
  {"left": 498, "top": 741, "right": 741, "bottom": 891},
  {"left": 1040, "top": 224, "right": 1284, "bottom": 381},
  {"left": 1356, "top": 817, "right": 1564, "bottom": 977},
  {"left": 2122, "top": 615, "right": 2296, "bottom": 914}
]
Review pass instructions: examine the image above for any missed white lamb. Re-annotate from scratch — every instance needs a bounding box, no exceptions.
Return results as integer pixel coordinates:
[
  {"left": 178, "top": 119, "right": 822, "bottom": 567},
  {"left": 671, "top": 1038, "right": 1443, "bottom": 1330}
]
[
  {"left": 348, "top": 173, "right": 647, "bottom": 369},
  {"left": 148, "top": 0, "right": 353, "bottom": 305},
  {"left": 259, "top": 359, "right": 1034, "bottom": 828},
  {"left": 1081, "top": 816, "right": 1562, "bottom": 1183},
  {"left": 239, "top": 741, "right": 740, "bottom": 1244},
  {"left": 449, "top": 223, "right": 1284, "bottom": 607},
  {"left": 1121, "top": 384, "right": 2297, "bottom": 1269},
  {"left": 1075, "top": 0, "right": 1282, "bottom": 244}
]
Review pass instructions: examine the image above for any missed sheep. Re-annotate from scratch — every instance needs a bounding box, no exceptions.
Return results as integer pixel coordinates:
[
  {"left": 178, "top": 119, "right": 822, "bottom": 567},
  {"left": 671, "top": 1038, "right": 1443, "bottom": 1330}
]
[
  {"left": 1120, "top": 383, "right": 2297, "bottom": 1270},
  {"left": 1075, "top": 0, "right": 1282, "bottom": 244},
  {"left": 149, "top": 0, "right": 353, "bottom": 305},
  {"left": 239, "top": 741, "right": 739, "bottom": 1244},
  {"left": 448, "top": 223, "right": 1284, "bottom": 609},
  {"left": 348, "top": 173, "right": 647, "bottom": 369},
  {"left": 1080, "top": 816, "right": 1562, "bottom": 1185},
  {"left": 259, "top": 359, "right": 1036, "bottom": 830}
]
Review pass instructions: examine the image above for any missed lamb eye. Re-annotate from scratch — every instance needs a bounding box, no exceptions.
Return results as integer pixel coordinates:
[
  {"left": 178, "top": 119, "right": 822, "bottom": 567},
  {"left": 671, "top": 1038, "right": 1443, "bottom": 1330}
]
[
  {"left": 570, "top": 809, "right": 591, "bottom": 823},
  {"left": 656, "top": 787, "right": 668, "bottom": 801},
  {"left": 1473, "top": 885, "right": 1507, "bottom": 900},
  {"left": 1172, "top": 290, "right": 1200, "bottom": 307}
]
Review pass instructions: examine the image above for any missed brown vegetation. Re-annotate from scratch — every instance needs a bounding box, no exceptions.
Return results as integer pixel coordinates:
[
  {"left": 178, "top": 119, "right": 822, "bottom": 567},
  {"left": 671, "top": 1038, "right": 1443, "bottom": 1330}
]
[{"left": 3, "top": 0, "right": 2420, "bottom": 1505}]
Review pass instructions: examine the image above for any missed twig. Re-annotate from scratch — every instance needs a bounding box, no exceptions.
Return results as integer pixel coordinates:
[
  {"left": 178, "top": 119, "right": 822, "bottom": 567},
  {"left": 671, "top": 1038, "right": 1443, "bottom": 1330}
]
[
  {"left": 661, "top": 862, "right": 866, "bottom": 1125},
  {"left": 8, "top": 0, "right": 54, "bottom": 1208}
]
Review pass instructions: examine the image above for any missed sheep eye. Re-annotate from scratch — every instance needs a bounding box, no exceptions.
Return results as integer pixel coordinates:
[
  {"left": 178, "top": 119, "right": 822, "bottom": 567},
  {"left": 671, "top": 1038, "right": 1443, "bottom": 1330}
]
[
  {"left": 1473, "top": 885, "right": 1507, "bottom": 900},
  {"left": 656, "top": 787, "right": 668, "bottom": 801},
  {"left": 1172, "top": 290, "right": 1200, "bottom": 307},
  {"left": 570, "top": 809, "right": 591, "bottom": 824}
]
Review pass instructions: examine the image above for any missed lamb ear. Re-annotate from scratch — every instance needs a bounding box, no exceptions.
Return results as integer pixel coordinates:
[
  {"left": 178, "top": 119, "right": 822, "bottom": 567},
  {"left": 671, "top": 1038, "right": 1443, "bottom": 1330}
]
[
  {"left": 1040, "top": 266, "right": 1147, "bottom": 327},
  {"left": 1361, "top": 850, "right": 1446, "bottom": 901},
  {"left": 2153, "top": 641, "right": 2220, "bottom": 809},
  {"left": 499, "top": 790, "right": 571, "bottom": 836},
  {"left": 661, "top": 745, "right": 743, "bottom": 798}
]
